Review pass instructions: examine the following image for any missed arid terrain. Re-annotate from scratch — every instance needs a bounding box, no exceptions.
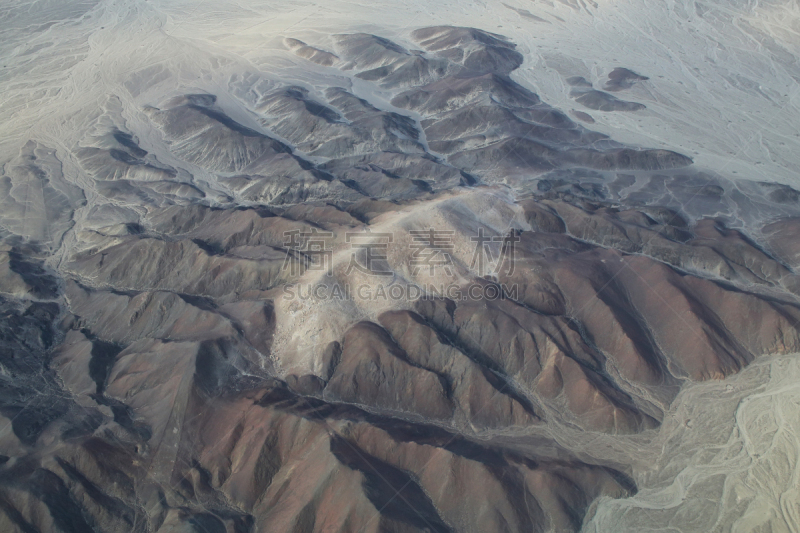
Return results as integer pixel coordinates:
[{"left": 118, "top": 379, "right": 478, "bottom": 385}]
[{"left": 2, "top": 1, "right": 800, "bottom": 532}]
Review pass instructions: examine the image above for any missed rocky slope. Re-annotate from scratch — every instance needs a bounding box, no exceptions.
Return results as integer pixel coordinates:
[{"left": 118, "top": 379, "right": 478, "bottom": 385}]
[{"left": 1, "top": 24, "right": 800, "bottom": 533}]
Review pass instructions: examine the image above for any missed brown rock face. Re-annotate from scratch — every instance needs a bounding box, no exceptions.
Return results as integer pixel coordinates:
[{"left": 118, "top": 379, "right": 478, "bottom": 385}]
[
  {"left": 3, "top": 24, "right": 800, "bottom": 533},
  {"left": 326, "top": 321, "right": 455, "bottom": 420}
]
